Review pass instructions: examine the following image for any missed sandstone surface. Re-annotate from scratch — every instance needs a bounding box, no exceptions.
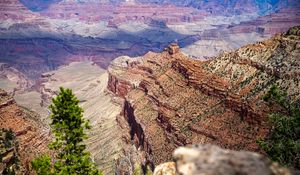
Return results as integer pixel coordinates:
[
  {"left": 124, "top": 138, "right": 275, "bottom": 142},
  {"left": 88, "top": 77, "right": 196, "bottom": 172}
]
[{"left": 107, "top": 27, "right": 300, "bottom": 167}]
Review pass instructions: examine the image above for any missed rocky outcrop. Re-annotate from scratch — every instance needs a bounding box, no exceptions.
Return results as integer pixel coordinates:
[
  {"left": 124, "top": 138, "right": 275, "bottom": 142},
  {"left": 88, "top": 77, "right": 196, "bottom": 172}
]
[
  {"left": 153, "top": 144, "right": 293, "bottom": 175},
  {"left": 107, "top": 27, "right": 300, "bottom": 168},
  {"left": 0, "top": 63, "right": 33, "bottom": 94},
  {"left": 0, "top": 89, "right": 49, "bottom": 174}
]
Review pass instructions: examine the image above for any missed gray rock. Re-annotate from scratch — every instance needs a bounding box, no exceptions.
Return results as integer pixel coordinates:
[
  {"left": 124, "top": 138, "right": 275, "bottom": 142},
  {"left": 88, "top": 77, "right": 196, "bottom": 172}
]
[{"left": 172, "top": 144, "right": 291, "bottom": 175}]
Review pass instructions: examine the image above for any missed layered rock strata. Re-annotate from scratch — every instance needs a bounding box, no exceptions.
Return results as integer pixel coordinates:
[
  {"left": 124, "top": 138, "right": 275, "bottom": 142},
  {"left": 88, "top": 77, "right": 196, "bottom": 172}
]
[
  {"left": 0, "top": 89, "right": 49, "bottom": 174},
  {"left": 107, "top": 27, "right": 300, "bottom": 166}
]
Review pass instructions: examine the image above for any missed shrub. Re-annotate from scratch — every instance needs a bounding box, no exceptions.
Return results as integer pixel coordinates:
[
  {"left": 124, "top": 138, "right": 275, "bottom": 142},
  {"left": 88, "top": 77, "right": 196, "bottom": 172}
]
[{"left": 258, "top": 85, "right": 300, "bottom": 168}]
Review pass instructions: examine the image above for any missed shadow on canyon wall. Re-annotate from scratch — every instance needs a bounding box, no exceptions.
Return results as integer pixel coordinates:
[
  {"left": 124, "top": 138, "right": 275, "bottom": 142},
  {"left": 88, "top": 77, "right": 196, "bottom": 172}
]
[
  {"left": 0, "top": 24, "right": 198, "bottom": 79},
  {"left": 19, "top": 0, "right": 63, "bottom": 11}
]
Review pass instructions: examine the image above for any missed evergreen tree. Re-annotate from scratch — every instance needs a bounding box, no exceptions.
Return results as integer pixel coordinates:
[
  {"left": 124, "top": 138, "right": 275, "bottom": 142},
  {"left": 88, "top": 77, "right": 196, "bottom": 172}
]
[
  {"left": 32, "top": 87, "right": 102, "bottom": 175},
  {"left": 258, "top": 85, "right": 300, "bottom": 168}
]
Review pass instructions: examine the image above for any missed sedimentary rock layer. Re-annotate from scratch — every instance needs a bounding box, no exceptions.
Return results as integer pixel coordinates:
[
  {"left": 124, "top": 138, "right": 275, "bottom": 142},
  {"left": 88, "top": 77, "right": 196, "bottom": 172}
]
[
  {"left": 0, "top": 89, "right": 49, "bottom": 174},
  {"left": 107, "top": 27, "right": 300, "bottom": 166}
]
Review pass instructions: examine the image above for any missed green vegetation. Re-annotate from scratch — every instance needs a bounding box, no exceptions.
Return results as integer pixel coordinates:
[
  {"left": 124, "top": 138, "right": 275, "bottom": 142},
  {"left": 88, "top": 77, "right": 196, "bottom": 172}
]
[
  {"left": 32, "top": 87, "right": 102, "bottom": 175},
  {"left": 0, "top": 129, "right": 21, "bottom": 175},
  {"left": 133, "top": 165, "right": 152, "bottom": 175},
  {"left": 257, "top": 85, "right": 300, "bottom": 168},
  {"left": 4, "top": 129, "right": 15, "bottom": 148}
]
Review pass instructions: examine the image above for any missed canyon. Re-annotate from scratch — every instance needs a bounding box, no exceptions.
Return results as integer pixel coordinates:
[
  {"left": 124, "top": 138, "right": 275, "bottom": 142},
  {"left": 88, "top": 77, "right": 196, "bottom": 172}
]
[
  {"left": 40, "top": 62, "right": 125, "bottom": 174},
  {"left": 0, "top": 0, "right": 299, "bottom": 82},
  {"left": 107, "top": 26, "right": 300, "bottom": 168},
  {"left": 8, "top": 26, "right": 298, "bottom": 174},
  {"left": 0, "top": 0, "right": 300, "bottom": 174}
]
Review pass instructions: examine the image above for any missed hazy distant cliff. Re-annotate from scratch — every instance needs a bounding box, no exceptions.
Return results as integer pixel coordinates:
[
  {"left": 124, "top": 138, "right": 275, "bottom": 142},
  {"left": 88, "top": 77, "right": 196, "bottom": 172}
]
[{"left": 19, "top": 0, "right": 300, "bottom": 16}]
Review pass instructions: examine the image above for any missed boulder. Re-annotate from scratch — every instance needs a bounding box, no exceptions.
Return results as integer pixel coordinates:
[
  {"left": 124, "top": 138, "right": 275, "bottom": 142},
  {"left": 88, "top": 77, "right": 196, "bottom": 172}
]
[{"left": 172, "top": 144, "right": 291, "bottom": 175}]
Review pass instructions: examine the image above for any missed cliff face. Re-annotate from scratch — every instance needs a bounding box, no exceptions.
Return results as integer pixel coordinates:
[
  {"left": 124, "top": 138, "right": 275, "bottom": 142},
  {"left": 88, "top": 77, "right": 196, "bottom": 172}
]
[
  {"left": 0, "top": 89, "right": 49, "bottom": 174},
  {"left": 107, "top": 26, "right": 300, "bottom": 166}
]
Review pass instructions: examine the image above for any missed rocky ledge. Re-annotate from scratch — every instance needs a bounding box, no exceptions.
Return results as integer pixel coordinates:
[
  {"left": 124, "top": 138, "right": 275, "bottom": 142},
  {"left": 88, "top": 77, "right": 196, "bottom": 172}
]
[
  {"left": 153, "top": 144, "right": 294, "bottom": 175},
  {"left": 107, "top": 26, "right": 300, "bottom": 168}
]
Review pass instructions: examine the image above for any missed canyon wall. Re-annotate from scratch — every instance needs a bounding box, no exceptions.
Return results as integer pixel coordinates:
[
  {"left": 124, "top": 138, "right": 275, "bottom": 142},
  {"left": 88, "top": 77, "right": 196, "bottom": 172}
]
[
  {"left": 1, "top": 0, "right": 299, "bottom": 83},
  {"left": 107, "top": 26, "right": 300, "bottom": 167},
  {"left": 0, "top": 89, "right": 49, "bottom": 174}
]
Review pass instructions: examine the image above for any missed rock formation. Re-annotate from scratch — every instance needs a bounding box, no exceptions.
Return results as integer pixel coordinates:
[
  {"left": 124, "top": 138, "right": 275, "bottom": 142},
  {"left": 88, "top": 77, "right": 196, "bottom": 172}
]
[
  {"left": 1, "top": 0, "right": 299, "bottom": 82},
  {"left": 0, "top": 63, "right": 32, "bottom": 94},
  {"left": 153, "top": 144, "right": 293, "bottom": 175},
  {"left": 0, "top": 89, "right": 49, "bottom": 174},
  {"left": 107, "top": 26, "right": 300, "bottom": 168}
]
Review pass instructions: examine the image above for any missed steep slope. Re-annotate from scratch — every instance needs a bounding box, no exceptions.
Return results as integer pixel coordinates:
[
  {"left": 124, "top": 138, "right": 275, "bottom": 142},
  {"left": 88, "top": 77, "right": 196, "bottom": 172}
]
[
  {"left": 0, "top": 89, "right": 49, "bottom": 174},
  {"left": 107, "top": 26, "right": 300, "bottom": 166},
  {"left": 40, "top": 62, "right": 125, "bottom": 174}
]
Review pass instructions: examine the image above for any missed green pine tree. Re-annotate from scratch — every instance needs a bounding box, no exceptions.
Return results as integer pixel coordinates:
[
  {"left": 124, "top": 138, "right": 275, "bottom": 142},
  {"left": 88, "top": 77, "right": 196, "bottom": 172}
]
[
  {"left": 258, "top": 85, "right": 300, "bottom": 168},
  {"left": 32, "top": 87, "right": 102, "bottom": 175}
]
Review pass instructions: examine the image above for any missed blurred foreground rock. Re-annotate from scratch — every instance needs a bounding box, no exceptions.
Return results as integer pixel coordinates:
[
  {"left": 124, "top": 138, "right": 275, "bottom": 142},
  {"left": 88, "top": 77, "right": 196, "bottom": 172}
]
[{"left": 154, "top": 144, "right": 293, "bottom": 175}]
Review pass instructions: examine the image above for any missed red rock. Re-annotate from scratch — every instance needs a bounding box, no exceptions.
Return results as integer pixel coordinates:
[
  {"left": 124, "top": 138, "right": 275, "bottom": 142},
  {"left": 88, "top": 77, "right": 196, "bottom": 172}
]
[
  {"left": 0, "top": 89, "right": 50, "bottom": 174},
  {"left": 107, "top": 28, "right": 300, "bottom": 166}
]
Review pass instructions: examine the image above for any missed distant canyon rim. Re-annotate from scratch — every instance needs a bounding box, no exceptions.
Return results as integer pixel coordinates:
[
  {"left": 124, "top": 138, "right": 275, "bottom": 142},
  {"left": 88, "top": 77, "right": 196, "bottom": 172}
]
[{"left": 1, "top": 0, "right": 299, "bottom": 81}]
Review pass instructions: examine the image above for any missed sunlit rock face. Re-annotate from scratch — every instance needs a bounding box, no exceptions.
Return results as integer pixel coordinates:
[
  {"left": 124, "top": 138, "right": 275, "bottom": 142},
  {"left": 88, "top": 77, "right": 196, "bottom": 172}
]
[{"left": 107, "top": 28, "right": 300, "bottom": 167}]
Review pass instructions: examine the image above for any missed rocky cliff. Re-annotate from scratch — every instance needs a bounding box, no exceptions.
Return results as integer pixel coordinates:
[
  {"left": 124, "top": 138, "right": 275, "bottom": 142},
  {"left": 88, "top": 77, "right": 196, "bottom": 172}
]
[
  {"left": 0, "top": 89, "right": 49, "bottom": 174},
  {"left": 107, "top": 26, "right": 300, "bottom": 167}
]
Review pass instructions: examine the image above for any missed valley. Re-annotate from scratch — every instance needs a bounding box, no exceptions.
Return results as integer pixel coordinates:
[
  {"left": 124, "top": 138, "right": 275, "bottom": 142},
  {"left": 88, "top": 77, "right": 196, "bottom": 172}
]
[
  {"left": 1, "top": 0, "right": 299, "bottom": 82},
  {"left": 0, "top": 0, "right": 300, "bottom": 174}
]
